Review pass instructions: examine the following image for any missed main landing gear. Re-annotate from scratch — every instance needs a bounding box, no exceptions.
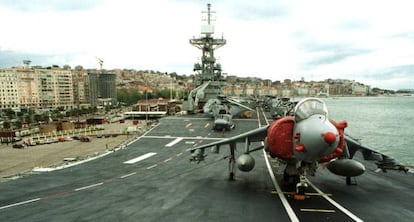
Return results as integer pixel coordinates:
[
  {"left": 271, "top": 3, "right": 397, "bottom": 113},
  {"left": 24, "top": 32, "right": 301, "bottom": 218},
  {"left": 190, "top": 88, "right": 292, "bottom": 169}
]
[
  {"left": 283, "top": 163, "right": 310, "bottom": 199},
  {"left": 228, "top": 144, "right": 236, "bottom": 181},
  {"left": 296, "top": 174, "right": 308, "bottom": 195}
]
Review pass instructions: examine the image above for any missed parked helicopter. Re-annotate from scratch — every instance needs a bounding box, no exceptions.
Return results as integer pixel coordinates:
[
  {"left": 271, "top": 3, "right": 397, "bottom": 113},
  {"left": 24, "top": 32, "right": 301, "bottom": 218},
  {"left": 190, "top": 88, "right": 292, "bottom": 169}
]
[{"left": 203, "top": 95, "right": 255, "bottom": 131}]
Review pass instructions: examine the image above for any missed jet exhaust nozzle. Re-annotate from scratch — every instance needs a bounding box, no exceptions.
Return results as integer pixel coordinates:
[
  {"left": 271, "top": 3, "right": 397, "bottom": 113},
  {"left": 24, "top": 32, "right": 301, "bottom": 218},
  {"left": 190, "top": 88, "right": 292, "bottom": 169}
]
[
  {"left": 237, "top": 154, "right": 255, "bottom": 172},
  {"left": 326, "top": 159, "right": 365, "bottom": 177}
]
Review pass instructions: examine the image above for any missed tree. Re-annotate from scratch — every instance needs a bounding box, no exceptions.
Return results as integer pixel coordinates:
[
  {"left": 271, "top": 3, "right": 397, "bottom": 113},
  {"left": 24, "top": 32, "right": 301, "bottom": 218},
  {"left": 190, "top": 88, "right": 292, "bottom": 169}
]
[
  {"left": 117, "top": 88, "right": 144, "bottom": 105},
  {"left": 155, "top": 89, "right": 171, "bottom": 99},
  {"left": 4, "top": 109, "right": 15, "bottom": 119},
  {"left": 34, "top": 113, "right": 48, "bottom": 122},
  {"left": 14, "top": 120, "right": 22, "bottom": 129},
  {"left": 3, "top": 121, "right": 11, "bottom": 129}
]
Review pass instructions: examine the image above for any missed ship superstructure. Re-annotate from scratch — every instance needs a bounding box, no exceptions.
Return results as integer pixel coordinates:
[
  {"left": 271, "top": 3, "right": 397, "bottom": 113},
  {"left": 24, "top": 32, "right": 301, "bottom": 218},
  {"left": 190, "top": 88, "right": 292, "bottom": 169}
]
[{"left": 187, "top": 3, "right": 227, "bottom": 113}]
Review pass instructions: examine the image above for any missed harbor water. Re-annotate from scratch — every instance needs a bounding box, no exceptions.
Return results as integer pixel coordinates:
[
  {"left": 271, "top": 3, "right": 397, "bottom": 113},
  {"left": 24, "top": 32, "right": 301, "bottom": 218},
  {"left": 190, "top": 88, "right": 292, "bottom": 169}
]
[{"left": 321, "top": 96, "right": 414, "bottom": 166}]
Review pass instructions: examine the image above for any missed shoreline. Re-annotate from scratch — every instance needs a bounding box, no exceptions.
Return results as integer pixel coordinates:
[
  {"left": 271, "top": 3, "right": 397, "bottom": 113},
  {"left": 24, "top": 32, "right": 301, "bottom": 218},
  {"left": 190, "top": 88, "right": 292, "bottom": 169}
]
[{"left": 0, "top": 120, "right": 150, "bottom": 182}]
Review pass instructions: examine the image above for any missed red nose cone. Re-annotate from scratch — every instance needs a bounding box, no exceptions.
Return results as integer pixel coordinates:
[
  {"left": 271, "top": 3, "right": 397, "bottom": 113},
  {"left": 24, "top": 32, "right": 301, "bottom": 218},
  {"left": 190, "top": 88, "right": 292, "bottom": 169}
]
[{"left": 323, "top": 132, "right": 336, "bottom": 145}]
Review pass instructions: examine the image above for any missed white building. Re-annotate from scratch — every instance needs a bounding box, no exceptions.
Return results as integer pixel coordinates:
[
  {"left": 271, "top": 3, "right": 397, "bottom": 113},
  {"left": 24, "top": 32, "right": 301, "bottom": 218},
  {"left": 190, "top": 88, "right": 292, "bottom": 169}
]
[
  {"left": 0, "top": 66, "right": 75, "bottom": 111},
  {"left": 36, "top": 67, "right": 74, "bottom": 110},
  {"left": 17, "top": 68, "right": 40, "bottom": 109},
  {"left": 0, "top": 69, "right": 20, "bottom": 109}
]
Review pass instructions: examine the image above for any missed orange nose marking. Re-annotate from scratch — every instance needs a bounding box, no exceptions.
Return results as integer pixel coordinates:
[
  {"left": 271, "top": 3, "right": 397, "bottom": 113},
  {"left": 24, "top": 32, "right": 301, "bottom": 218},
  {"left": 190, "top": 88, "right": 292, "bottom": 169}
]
[{"left": 323, "top": 132, "right": 336, "bottom": 145}]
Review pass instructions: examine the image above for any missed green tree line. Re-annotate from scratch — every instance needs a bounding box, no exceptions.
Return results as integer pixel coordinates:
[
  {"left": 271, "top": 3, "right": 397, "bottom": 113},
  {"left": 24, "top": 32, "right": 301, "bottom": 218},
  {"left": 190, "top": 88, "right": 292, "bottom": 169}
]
[{"left": 117, "top": 88, "right": 189, "bottom": 105}]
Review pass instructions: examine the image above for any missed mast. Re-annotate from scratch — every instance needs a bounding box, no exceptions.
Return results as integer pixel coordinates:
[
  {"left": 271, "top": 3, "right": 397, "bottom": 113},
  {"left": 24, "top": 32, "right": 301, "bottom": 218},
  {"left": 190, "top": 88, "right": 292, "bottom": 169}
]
[
  {"left": 186, "top": 3, "right": 227, "bottom": 113},
  {"left": 190, "top": 3, "right": 226, "bottom": 86}
]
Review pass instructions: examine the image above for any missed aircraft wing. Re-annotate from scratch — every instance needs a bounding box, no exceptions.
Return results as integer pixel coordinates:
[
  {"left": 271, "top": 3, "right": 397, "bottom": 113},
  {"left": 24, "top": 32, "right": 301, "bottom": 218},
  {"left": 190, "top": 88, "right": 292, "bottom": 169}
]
[
  {"left": 190, "top": 125, "right": 269, "bottom": 152},
  {"left": 345, "top": 135, "right": 409, "bottom": 173}
]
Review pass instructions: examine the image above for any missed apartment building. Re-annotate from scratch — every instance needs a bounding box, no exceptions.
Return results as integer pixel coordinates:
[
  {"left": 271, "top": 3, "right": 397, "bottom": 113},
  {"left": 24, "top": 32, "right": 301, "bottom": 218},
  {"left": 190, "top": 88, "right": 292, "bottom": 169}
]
[
  {"left": 88, "top": 72, "right": 117, "bottom": 107},
  {"left": 0, "top": 66, "right": 76, "bottom": 111},
  {"left": 72, "top": 68, "right": 90, "bottom": 108},
  {"left": 0, "top": 69, "right": 20, "bottom": 109},
  {"left": 36, "top": 67, "right": 74, "bottom": 110},
  {"left": 17, "top": 68, "right": 40, "bottom": 109}
]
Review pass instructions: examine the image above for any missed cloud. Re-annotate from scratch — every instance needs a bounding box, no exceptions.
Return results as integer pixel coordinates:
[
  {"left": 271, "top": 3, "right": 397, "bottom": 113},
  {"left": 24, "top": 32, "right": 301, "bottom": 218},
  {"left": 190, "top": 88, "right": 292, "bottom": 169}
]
[
  {"left": 0, "top": 0, "right": 106, "bottom": 12},
  {"left": 298, "top": 40, "right": 372, "bottom": 68},
  {"left": 388, "top": 32, "right": 414, "bottom": 42},
  {"left": 336, "top": 20, "right": 369, "bottom": 30},
  {"left": 362, "top": 64, "right": 414, "bottom": 80},
  {"left": 299, "top": 41, "right": 349, "bottom": 53},
  {"left": 0, "top": 49, "right": 75, "bottom": 68},
  {"left": 337, "top": 64, "right": 414, "bottom": 90},
  {"left": 1, "top": 0, "right": 414, "bottom": 90},
  {"left": 303, "top": 48, "right": 372, "bottom": 68},
  {"left": 212, "top": 0, "right": 289, "bottom": 22}
]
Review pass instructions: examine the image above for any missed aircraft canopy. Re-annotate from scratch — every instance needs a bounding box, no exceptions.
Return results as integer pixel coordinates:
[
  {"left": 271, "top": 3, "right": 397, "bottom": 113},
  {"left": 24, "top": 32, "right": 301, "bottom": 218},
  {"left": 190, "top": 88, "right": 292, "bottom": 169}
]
[{"left": 294, "top": 98, "right": 328, "bottom": 122}]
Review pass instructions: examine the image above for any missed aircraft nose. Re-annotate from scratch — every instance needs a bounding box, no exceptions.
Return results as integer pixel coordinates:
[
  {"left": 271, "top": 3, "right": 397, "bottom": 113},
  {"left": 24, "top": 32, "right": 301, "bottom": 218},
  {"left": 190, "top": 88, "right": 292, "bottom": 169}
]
[{"left": 323, "top": 132, "right": 336, "bottom": 145}]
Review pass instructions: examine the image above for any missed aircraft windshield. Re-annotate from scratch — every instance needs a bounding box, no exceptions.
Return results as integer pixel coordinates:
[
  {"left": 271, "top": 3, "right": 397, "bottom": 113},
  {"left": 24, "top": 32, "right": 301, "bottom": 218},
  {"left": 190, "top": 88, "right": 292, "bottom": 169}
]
[{"left": 294, "top": 98, "right": 328, "bottom": 122}]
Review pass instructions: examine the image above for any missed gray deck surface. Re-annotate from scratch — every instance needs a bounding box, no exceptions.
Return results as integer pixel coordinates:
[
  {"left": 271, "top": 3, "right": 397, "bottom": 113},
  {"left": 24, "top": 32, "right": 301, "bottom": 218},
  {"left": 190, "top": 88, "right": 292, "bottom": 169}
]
[{"left": 0, "top": 115, "right": 412, "bottom": 222}]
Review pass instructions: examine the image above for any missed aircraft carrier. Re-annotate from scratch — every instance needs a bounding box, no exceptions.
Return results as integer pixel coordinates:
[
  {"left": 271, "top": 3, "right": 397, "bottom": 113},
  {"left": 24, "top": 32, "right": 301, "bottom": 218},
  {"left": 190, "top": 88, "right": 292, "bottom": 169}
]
[
  {"left": 0, "top": 113, "right": 412, "bottom": 222},
  {"left": 0, "top": 4, "right": 412, "bottom": 222}
]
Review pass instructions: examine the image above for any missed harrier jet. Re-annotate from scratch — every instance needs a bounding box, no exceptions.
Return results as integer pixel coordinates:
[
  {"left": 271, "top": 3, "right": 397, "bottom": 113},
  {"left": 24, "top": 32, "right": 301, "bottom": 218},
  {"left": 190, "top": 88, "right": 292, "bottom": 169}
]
[{"left": 190, "top": 98, "right": 408, "bottom": 195}]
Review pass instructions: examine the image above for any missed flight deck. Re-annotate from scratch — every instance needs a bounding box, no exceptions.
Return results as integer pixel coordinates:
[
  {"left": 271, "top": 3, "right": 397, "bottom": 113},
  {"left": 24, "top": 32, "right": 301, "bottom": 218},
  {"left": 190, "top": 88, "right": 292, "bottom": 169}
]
[{"left": 0, "top": 114, "right": 412, "bottom": 222}]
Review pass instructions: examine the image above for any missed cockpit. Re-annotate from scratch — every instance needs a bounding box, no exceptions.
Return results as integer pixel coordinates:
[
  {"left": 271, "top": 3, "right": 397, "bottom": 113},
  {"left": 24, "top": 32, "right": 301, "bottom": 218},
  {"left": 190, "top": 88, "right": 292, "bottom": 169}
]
[{"left": 294, "top": 98, "right": 328, "bottom": 122}]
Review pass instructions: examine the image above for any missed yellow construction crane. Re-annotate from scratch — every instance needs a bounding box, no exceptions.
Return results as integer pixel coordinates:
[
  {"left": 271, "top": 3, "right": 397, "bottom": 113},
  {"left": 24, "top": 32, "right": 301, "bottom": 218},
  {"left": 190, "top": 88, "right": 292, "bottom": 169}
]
[{"left": 96, "top": 57, "right": 104, "bottom": 71}]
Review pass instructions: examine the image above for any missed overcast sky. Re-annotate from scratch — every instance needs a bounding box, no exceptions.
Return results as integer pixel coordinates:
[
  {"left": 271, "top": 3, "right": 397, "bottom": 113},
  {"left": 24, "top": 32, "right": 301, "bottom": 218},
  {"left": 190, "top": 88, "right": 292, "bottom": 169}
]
[{"left": 1, "top": 0, "right": 414, "bottom": 90}]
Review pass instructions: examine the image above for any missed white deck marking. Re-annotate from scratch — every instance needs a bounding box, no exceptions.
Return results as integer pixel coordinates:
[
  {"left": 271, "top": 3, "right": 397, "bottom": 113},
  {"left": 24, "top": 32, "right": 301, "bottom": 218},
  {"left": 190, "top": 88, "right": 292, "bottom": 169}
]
[
  {"left": 74, "top": 182, "right": 104, "bottom": 191},
  {"left": 263, "top": 150, "right": 300, "bottom": 222},
  {"left": 126, "top": 122, "right": 160, "bottom": 146},
  {"left": 146, "top": 164, "right": 158, "bottom": 169},
  {"left": 259, "top": 108, "right": 361, "bottom": 222},
  {"left": 176, "top": 152, "right": 183, "bottom": 157},
  {"left": 260, "top": 109, "right": 299, "bottom": 222},
  {"left": 0, "top": 198, "right": 41, "bottom": 210},
  {"left": 143, "top": 135, "right": 223, "bottom": 141},
  {"left": 306, "top": 179, "right": 364, "bottom": 222},
  {"left": 164, "top": 158, "right": 172, "bottom": 163},
  {"left": 123, "top": 152, "right": 157, "bottom": 164},
  {"left": 165, "top": 137, "right": 183, "bottom": 147},
  {"left": 120, "top": 172, "right": 137, "bottom": 178}
]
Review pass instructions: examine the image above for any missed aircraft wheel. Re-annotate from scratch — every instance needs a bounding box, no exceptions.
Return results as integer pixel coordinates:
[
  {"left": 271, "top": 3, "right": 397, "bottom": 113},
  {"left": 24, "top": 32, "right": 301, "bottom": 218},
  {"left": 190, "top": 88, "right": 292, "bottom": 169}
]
[
  {"left": 229, "top": 172, "right": 235, "bottom": 181},
  {"left": 346, "top": 176, "right": 351, "bottom": 185},
  {"left": 297, "top": 186, "right": 306, "bottom": 195},
  {"left": 283, "top": 171, "right": 290, "bottom": 182},
  {"left": 283, "top": 172, "right": 300, "bottom": 184}
]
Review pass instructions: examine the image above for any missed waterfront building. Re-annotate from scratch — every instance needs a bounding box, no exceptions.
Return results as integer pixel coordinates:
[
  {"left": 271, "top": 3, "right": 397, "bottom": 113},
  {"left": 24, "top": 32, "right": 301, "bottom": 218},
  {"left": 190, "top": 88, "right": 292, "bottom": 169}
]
[
  {"left": 351, "top": 81, "right": 369, "bottom": 96},
  {"left": 36, "top": 67, "right": 74, "bottom": 110},
  {"left": 72, "top": 68, "right": 90, "bottom": 108},
  {"left": 88, "top": 72, "right": 117, "bottom": 107},
  {"left": 17, "top": 68, "right": 40, "bottom": 109},
  {"left": 1, "top": 66, "right": 75, "bottom": 111},
  {"left": 0, "top": 69, "right": 20, "bottom": 110}
]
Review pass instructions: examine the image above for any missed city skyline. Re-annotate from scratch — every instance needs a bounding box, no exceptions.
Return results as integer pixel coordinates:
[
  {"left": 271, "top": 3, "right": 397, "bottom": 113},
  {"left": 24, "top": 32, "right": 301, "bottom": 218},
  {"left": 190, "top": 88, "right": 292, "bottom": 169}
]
[
  {"left": 0, "top": 66, "right": 117, "bottom": 111},
  {"left": 1, "top": 0, "right": 414, "bottom": 90}
]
